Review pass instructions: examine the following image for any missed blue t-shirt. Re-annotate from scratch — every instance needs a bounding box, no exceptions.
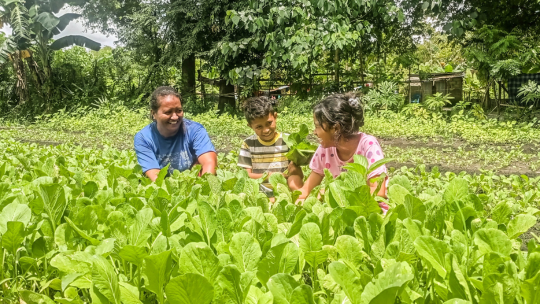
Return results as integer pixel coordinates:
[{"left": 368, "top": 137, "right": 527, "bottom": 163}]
[{"left": 134, "top": 119, "right": 215, "bottom": 174}]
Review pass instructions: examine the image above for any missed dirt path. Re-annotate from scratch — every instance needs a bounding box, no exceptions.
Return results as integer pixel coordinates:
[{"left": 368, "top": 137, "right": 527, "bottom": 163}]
[
  {"left": 379, "top": 137, "right": 540, "bottom": 153},
  {"left": 521, "top": 222, "right": 540, "bottom": 251}
]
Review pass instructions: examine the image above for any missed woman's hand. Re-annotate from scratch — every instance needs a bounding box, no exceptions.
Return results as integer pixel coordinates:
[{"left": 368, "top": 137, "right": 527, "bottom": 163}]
[{"left": 144, "top": 169, "right": 160, "bottom": 182}]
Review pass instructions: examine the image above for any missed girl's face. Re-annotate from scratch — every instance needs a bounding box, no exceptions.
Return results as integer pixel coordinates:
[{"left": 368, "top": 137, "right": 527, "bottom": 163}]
[
  {"left": 153, "top": 95, "right": 183, "bottom": 137},
  {"left": 313, "top": 114, "right": 336, "bottom": 148}
]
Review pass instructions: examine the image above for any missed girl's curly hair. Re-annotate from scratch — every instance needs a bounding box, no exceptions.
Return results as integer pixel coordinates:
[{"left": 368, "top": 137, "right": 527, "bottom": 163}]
[{"left": 313, "top": 92, "right": 364, "bottom": 141}]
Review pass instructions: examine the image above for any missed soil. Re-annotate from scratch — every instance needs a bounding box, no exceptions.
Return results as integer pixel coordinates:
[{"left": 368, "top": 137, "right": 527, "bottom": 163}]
[
  {"left": 17, "top": 139, "right": 63, "bottom": 146},
  {"left": 378, "top": 137, "right": 540, "bottom": 154},
  {"left": 385, "top": 160, "right": 539, "bottom": 177},
  {"left": 520, "top": 222, "right": 540, "bottom": 251}
]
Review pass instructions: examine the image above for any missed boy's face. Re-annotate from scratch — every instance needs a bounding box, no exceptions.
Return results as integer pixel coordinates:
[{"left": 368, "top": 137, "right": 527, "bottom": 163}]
[{"left": 249, "top": 112, "right": 278, "bottom": 142}]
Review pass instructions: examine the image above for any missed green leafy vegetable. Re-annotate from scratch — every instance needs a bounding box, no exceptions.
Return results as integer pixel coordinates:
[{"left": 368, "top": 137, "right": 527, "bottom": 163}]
[{"left": 283, "top": 124, "right": 318, "bottom": 166}]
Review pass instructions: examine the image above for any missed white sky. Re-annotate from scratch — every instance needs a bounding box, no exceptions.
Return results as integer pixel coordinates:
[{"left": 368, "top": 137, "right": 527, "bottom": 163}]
[{"left": 0, "top": 6, "right": 117, "bottom": 48}]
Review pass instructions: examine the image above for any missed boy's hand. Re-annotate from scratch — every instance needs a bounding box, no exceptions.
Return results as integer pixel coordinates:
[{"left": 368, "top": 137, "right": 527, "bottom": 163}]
[
  {"left": 287, "top": 162, "right": 303, "bottom": 178},
  {"left": 269, "top": 171, "right": 288, "bottom": 179}
]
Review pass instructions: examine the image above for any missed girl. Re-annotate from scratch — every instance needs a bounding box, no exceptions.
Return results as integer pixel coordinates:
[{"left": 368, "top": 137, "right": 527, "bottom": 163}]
[{"left": 295, "top": 92, "right": 389, "bottom": 212}]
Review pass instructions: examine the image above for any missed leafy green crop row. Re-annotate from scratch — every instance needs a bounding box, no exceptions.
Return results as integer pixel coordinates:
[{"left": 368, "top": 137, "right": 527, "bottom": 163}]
[
  {"left": 3, "top": 104, "right": 540, "bottom": 151},
  {"left": 0, "top": 139, "right": 539, "bottom": 304}
]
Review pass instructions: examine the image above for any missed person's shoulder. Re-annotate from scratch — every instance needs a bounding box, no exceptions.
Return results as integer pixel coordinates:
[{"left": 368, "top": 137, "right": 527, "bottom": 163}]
[
  {"left": 183, "top": 118, "right": 204, "bottom": 130},
  {"left": 244, "top": 134, "right": 258, "bottom": 141},
  {"left": 135, "top": 122, "right": 154, "bottom": 140},
  {"left": 359, "top": 133, "right": 382, "bottom": 146},
  {"left": 360, "top": 132, "right": 380, "bottom": 141},
  {"left": 242, "top": 134, "right": 258, "bottom": 146}
]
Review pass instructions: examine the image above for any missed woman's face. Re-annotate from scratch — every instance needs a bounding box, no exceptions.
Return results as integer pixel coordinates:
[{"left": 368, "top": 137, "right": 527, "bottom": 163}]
[
  {"left": 313, "top": 114, "right": 336, "bottom": 148},
  {"left": 153, "top": 95, "right": 183, "bottom": 137}
]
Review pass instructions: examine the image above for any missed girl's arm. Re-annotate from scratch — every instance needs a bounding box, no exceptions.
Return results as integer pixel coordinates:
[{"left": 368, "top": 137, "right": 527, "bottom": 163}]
[
  {"left": 368, "top": 175, "right": 388, "bottom": 198},
  {"left": 297, "top": 171, "right": 324, "bottom": 200}
]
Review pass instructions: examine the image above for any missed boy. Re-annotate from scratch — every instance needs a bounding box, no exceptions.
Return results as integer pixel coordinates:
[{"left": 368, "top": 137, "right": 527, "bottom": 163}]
[{"left": 237, "top": 96, "right": 303, "bottom": 197}]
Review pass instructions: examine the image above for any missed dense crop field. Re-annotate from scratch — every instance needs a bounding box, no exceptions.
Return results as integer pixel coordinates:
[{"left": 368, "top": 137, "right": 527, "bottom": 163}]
[{"left": 0, "top": 136, "right": 539, "bottom": 303}]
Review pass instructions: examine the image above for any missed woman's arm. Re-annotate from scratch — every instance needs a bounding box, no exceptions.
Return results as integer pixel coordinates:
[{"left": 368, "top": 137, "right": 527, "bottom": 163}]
[
  {"left": 198, "top": 152, "right": 218, "bottom": 175},
  {"left": 297, "top": 171, "right": 324, "bottom": 200}
]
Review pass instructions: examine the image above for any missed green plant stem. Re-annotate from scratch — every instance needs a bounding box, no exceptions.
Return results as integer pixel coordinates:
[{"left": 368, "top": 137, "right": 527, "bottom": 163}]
[{"left": 0, "top": 249, "right": 4, "bottom": 283}]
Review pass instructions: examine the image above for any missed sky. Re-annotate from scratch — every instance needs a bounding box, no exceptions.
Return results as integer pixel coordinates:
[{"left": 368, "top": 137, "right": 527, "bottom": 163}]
[{"left": 0, "top": 6, "right": 118, "bottom": 48}]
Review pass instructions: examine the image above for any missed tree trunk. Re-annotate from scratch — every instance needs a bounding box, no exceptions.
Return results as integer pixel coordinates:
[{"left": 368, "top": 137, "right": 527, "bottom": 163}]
[
  {"left": 12, "top": 52, "right": 28, "bottom": 105},
  {"left": 334, "top": 49, "right": 340, "bottom": 90},
  {"left": 181, "top": 53, "right": 196, "bottom": 96},
  {"left": 198, "top": 70, "right": 206, "bottom": 99},
  {"left": 218, "top": 80, "right": 235, "bottom": 112}
]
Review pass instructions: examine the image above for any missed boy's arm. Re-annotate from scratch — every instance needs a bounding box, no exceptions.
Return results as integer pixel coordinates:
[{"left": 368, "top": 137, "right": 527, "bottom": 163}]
[
  {"left": 287, "top": 162, "right": 304, "bottom": 190},
  {"left": 244, "top": 168, "right": 265, "bottom": 179},
  {"left": 244, "top": 168, "right": 286, "bottom": 180}
]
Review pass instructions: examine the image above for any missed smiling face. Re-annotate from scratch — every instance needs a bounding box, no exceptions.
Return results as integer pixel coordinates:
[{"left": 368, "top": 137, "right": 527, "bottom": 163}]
[
  {"left": 248, "top": 112, "right": 278, "bottom": 142},
  {"left": 313, "top": 113, "right": 336, "bottom": 148},
  {"left": 153, "top": 95, "right": 183, "bottom": 137}
]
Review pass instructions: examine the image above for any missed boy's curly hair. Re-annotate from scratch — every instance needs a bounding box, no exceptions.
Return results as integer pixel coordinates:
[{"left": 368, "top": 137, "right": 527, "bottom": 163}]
[{"left": 241, "top": 96, "right": 278, "bottom": 123}]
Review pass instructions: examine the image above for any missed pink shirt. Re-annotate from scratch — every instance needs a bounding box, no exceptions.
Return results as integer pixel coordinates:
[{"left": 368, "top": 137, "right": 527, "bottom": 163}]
[{"left": 309, "top": 133, "right": 387, "bottom": 179}]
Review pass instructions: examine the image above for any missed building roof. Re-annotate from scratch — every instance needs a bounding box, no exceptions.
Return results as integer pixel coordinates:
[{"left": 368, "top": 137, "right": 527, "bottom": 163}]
[
  {"left": 409, "top": 72, "right": 465, "bottom": 81},
  {"left": 407, "top": 72, "right": 465, "bottom": 86}
]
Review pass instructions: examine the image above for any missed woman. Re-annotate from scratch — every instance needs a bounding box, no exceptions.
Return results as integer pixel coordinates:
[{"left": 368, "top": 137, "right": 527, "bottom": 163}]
[{"left": 134, "top": 86, "right": 217, "bottom": 181}]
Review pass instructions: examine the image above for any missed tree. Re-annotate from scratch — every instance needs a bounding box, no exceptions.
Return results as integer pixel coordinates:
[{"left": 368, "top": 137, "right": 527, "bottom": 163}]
[
  {"left": 432, "top": 0, "right": 540, "bottom": 37},
  {"left": 82, "top": 0, "right": 251, "bottom": 110},
  {"left": 0, "top": 0, "right": 101, "bottom": 106},
  {"left": 220, "top": 0, "right": 425, "bottom": 88}
]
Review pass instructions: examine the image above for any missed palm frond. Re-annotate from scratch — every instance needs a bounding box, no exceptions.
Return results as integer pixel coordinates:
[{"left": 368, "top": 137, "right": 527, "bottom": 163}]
[
  {"left": 0, "top": 37, "right": 18, "bottom": 65},
  {"left": 10, "top": 3, "right": 31, "bottom": 42}
]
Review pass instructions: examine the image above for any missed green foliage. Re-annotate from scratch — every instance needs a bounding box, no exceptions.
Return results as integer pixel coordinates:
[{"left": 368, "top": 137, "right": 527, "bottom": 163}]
[
  {"left": 517, "top": 80, "right": 540, "bottom": 106},
  {"left": 364, "top": 81, "right": 404, "bottom": 113},
  {"left": 220, "top": 0, "right": 422, "bottom": 84},
  {"left": 462, "top": 26, "right": 540, "bottom": 81},
  {"left": 0, "top": 114, "right": 538, "bottom": 302},
  {"left": 282, "top": 124, "right": 317, "bottom": 166},
  {"left": 424, "top": 92, "right": 454, "bottom": 112},
  {"left": 463, "top": 69, "right": 483, "bottom": 102}
]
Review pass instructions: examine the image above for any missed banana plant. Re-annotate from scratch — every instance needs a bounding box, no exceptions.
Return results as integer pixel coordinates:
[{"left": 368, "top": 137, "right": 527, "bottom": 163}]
[{"left": 0, "top": 0, "right": 101, "bottom": 105}]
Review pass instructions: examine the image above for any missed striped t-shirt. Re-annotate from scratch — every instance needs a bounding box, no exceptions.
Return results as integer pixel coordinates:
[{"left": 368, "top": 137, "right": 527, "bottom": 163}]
[
  {"left": 238, "top": 132, "right": 290, "bottom": 195},
  {"left": 238, "top": 132, "right": 289, "bottom": 174}
]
